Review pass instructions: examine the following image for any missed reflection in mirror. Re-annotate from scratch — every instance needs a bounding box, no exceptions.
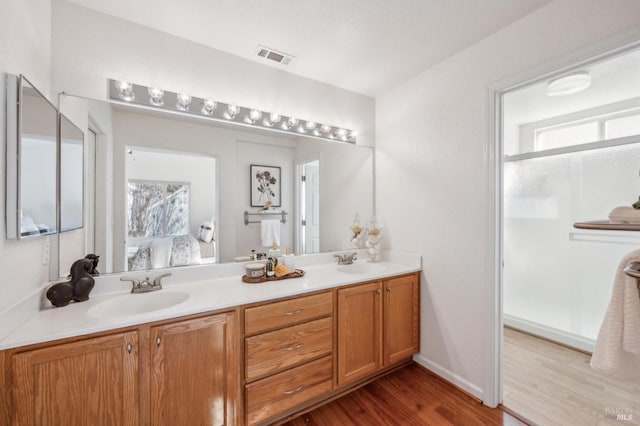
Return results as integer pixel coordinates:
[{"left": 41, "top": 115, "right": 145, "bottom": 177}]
[
  {"left": 60, "top": 114, "right": 84, "bottom": 232},
  {"left": 5, "top": 75, "right": 58, "bottom": 239},
  {"left": 125, "top": 147, "right": 217, "bottom": 271},
  {"left": 58, "top": 94, "right": 373, "bottom": 276}
]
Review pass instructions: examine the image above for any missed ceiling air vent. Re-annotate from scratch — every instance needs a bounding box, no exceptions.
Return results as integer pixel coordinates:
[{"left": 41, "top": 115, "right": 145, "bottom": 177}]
[{"left": 255, "top": 45, "right": 294, "bottom": 65}]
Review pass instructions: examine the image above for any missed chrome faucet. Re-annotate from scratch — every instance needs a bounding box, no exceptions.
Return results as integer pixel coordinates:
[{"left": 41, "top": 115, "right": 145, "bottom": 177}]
[
  {"left": 121, "top": 272, "right": 172, "bottom": 293},
  {"left": 334, "top": 252, "right": 357, "bottom": 265}
]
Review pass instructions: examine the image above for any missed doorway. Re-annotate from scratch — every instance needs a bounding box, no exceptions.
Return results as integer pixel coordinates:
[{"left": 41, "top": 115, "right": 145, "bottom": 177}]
[
  {"left": 297, "top": 159, "right": 320, "bottom": 254},
  {"left": 499, "top": 45, "right": 640, "bottom": 424}
]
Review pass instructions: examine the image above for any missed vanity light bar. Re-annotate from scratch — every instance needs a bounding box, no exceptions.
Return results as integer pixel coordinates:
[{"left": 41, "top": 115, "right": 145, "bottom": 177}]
[{"left": 108, "top": 79, "right": 357, "bottom": 143}]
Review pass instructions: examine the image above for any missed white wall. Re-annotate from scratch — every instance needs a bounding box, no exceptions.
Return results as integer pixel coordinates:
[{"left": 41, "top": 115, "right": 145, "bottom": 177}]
[
  {"left": 0, "top": 0, "right": 53, "bottom": 314},
  {"left": 50, "top": 0, "right": 374, "bottom": 147},
  {"left": 376, "top": 0, "right": 640, "bottom": 401}
]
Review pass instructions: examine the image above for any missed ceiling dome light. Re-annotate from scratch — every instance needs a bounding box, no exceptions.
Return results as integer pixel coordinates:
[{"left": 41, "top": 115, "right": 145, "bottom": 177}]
[
  {"left": 115, "top": 80, "right": 135, "bottom": 102},
  {"left": 201, "top": 98, "right": 217, "bottom": 115},
  {"left": 148, "top": 86, "right": 164, "bottom": 106},
  {"left": 176, "top": 93, "right": 192, "bottom": 111},
  {"left": 547, "top": 72, "right": 591, "bottom": 96}
]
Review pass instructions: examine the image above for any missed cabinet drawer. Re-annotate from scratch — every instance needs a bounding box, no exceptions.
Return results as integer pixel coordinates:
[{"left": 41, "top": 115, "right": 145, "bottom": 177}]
[
  {"left": 246, "top": 317, "right": 333, "bottom": 381},
  {"left": 245, "top": 292, "right": 333, "bottom": 335},
  {"left": 245, "top": 356, "right": 333, "bottom": 425}
]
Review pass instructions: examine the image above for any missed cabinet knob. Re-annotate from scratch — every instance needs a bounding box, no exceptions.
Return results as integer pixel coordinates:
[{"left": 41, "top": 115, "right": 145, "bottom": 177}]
[
  {"left": 386, "top": 287, "right": 391, "bottom": 294},
  {"left": 283, "top": 384, "right": 304, "bottom": 395},
  {"left": 126, "top": 343, "right": 133, "bottom": 353},
  {"left": 376, "top": 289, "right": 381, "bottom": 295},
  {"left": 156, "top": 337, "right": 161, "bottom": 347}
]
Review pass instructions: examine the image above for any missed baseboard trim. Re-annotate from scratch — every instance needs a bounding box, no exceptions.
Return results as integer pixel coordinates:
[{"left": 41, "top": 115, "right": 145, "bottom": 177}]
[
  {"left": 412, "top": 353, "right": 484, "bottom": 401},
  {"left": 504, "top": 314, "right": 595, "bottom": 353}
]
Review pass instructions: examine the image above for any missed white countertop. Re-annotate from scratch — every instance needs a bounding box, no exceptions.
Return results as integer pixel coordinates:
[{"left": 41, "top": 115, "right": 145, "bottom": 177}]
[{"left": 0, "top": 252, "right": 421, "bottom": 350}]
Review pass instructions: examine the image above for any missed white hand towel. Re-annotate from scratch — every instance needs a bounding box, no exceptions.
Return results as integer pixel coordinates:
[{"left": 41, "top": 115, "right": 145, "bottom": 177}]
[
  {"left": 261, "top": 219, "right": 281, "bottom": 247},
  {"left": 151, "top": 237, "right": 174, "bottom": 268},
  {"left": 590, "top": 248, "right": 640, "bottom": 379}
]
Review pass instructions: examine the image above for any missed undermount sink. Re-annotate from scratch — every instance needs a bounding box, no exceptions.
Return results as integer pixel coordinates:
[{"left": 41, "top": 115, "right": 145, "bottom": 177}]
[
  {"left": 89, "top": 291, "right": 190, "bottom": 318},
  {"left": 337, "top": 263, "right": 386, "bottom": 275}
]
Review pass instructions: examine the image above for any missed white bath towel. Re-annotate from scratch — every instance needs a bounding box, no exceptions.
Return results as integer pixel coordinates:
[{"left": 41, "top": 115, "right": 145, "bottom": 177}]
[
  {"left": 151, "top": 237, "right": 174, "bottom": 268},
  {"left": 590, "top": 248, "right": 640, "bottom": 379},
  {"left": 261, "top": 219, "right": 281, "bottom": 247},
  {"left": 608, "top": 206, "right": 640, "bottom": 224}
]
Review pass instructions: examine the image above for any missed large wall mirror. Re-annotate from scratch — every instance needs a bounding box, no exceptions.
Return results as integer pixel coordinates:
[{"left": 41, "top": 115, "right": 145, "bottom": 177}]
[
  {"left": 58, "top": 94, "right": 373, "bottom": 277},
  {"left": 6, "top": 75, "right": 58, "bottom": 239}
]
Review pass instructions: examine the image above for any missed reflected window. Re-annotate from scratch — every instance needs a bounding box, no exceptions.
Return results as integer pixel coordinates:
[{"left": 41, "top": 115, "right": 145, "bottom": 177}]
[{"left": 127, "top": 180, "right": 190, "bottom": 238}]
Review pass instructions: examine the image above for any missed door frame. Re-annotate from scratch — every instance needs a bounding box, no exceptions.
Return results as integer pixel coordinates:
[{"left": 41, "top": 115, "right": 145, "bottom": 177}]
[{"left": 484, "top": 36, "right": 640, "bottom": 408}]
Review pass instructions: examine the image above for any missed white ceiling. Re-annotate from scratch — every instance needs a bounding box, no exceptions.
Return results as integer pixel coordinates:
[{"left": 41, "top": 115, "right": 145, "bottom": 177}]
[{"left": 65, "top": 0, "right": 551, "bottom": 97}]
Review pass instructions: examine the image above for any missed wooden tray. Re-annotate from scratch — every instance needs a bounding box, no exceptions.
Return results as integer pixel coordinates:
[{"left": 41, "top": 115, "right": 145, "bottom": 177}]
[{"left": 242, "top": 269, "right": 305, "bottom": 284}]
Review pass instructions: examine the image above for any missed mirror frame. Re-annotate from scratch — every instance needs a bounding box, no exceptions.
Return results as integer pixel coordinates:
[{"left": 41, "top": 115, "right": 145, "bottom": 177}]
[{"left": 5, "top": 74, "right": 59, "bottom": 240}]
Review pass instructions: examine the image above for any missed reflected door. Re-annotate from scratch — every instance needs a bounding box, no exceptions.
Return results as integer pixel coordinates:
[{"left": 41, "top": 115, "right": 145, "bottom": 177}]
[{"left": 300, "top": 160, "right": 320, "bottom": 253}]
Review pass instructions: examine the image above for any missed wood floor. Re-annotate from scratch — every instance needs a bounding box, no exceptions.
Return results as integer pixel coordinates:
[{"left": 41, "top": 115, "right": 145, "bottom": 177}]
[
  {"left": 283, "top": 363, "right": 525, "bottom": 426},
  {"left": 503, "top": 327, "right": 640, "bottom": 426}
]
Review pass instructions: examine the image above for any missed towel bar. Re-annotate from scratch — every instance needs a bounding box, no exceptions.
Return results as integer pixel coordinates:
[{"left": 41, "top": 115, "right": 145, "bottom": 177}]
[
  {"left": 244, "top": 210, "right": 287, "bottom": 225},
  {"left": 623, "top": 262, "right": 640, "bottom": 298}
]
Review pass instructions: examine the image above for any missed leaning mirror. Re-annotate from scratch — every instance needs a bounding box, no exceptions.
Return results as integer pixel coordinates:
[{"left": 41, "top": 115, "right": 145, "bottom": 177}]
[
  {"left": 5, "top": 74, "right": 58, "bottom": 239},
  {"left": 58, "top": 93, "right": 373, "bottom": 276}
]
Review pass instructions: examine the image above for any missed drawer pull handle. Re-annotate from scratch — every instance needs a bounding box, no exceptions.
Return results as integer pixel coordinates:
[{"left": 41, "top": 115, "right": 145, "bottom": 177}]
[
  {"left": 283, "top": 343, "right": 304, "bottom": 351},
  {"left": 283, "top": 384, "right": 304, "bottom": 395},
  {"left": 283, "top": 309, "right": 304, "bottom": 316}
]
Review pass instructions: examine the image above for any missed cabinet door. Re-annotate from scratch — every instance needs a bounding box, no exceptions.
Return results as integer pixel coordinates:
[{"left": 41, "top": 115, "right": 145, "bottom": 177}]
[
  {"left": 384, "top": 274, "right": 419, "bottom": 365},
  {"left": 150, "top": 312, "right": 240, "bottom": 426},
  {"left": 12, "top": 331, "right": 138, "bottom": 426},
  {"left": 337, "top": 282, "right": 382, "bottom": 385}
]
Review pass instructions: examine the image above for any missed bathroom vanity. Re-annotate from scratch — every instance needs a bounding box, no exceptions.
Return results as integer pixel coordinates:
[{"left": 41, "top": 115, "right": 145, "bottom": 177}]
[{"left": 0, "top": 256, "right": 420, "bottom": 425}]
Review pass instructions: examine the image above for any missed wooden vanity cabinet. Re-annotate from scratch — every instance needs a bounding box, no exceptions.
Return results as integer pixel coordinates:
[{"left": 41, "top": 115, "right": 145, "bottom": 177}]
[
  {"left": 149, "top": 312, "right": 240, "bottom": 426},
  {"left": 337, "top": 273, "right": 419, "bottom": 386},
  {"left": 10, "top": 331, "right": 139, "bottom": 426},
  {"left": 3, "top": 310, "right": 240, "bottom": 426},
  {"left": 243, "top": 291, "right": 334, "bottom": 425}
]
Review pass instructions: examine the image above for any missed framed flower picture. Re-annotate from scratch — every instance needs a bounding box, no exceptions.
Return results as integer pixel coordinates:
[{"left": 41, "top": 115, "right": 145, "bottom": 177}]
[{"left": 250, "top": 164, "right": 281, "bottom": 207}]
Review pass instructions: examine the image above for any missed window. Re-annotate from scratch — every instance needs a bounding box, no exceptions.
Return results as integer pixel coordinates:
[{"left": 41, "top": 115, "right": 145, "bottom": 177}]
[
  {"left": 605, "top": 113, "right": 640, "bottom": 139},
  {"left": 535, "top": 122, "right": 599, "bottom": 151},
  {"left": 127, "top": 180, "right": 190, "bottom": 238}
]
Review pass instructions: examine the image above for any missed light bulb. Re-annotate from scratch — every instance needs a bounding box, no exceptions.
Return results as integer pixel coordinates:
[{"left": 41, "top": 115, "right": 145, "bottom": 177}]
[
  {"left": 245, "top": 109, "right": 262, "bottom": 123},
  {"left": 148, "top": 86, "right": 164, "bottom": 106},
  {"left": 320, "top": 124, "right": 331, "bottom": 134},
  {"left": 348, "top": 130, "right": 358, "bottom": 140},
  {"left": 281, "top": 117, "right": 298, "bottom": 130},
  {"left": 176, "top": 93, "right": 191, "bottom": 111},
  {"left": 224, "top": 104, "right": 240, "bottom": 120},
  {"left": 263, "top": 113, "right": 281, "bottom": 127},
  {"left": 305, "top": 121, "right": 316, "bottom": 131},
  {"left": 201, "top": 98, "right": 217, "bottom": 115},
  {"left": 115, "top": 80, "right": 135, "bottom": 102}
]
